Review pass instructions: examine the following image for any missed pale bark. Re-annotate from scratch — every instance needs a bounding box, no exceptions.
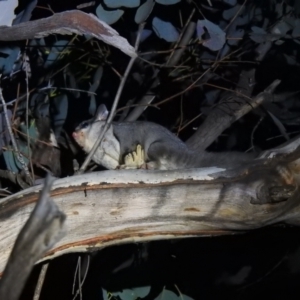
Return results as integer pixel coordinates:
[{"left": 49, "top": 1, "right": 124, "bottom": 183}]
[
  {"left": 0, "top": 10, "right": 136, "bottom": 58},
  {"left": 0, "top": 144, "right": 300, "bottom": 275}
]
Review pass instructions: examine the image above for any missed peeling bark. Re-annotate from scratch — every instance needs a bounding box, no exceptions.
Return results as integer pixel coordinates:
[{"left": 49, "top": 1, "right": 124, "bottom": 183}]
[
  {"left": 1, "top": 146, "right": 300, "bottom": 275},
  {"left": 0, "top": 10, "right": 136, "bottom": 58}
]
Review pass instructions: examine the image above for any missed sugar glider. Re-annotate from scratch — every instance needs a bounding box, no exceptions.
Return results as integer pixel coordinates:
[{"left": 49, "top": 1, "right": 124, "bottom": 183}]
[{"left": 72, "top": 104, "right": 254, "bottom": 170}]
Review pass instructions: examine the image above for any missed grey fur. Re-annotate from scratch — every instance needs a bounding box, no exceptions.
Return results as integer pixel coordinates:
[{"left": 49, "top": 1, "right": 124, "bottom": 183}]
[{"left": 73, "top": 105, "right": 254, "bottom": 170}]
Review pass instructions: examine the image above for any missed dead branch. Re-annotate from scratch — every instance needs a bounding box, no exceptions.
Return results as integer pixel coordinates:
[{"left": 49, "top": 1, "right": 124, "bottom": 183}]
[{"left": 1, "top": 140, "right": 300, "bottom": 275}]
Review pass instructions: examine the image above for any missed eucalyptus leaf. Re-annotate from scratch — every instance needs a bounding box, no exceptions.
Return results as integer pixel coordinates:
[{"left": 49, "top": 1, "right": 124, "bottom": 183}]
[
  {"left": 223, "top": 5, "right": 241, "bottom": 21},
  {"left": 152, "top": 17, "right": 179, "bottom": 42},
  {"left": 89, "top": 66, "right": 103, "bottom": 94},
  {"left": 275, "top": 2, "right": 283, "bottom": 17},
  {"left": 154, "top": 289, "right": 194, "bottom": 300},
  {"left": 267, "top": 110, "right": 289, "bottom": 141},
  {"left": 256, "top": 41, "right": 272, "bottom": 61},
  {"left": 13, "top": 0, "right": 37, "bottom": 25},
  {"left": 114, "top": 289, "right": 137, "bottom": 300},
  {"left": 96, "top": 4, "right": 124, "bottom": 25},
  {"left": 44, "top": 40, "right": 69, "bottom": 69},
  {"left": 93, "top": 66, "right": 104, "bottom": 84},
  {"left": 51, "top": 94, "right": 68, "bottom": 137},
  {"left": 0, "top": 0, "right": 18, "bottom": 26},
  {"left": 0, "top": 46, "right": 20, "bottom": 75},
  {"left": 274, "top": 40, "right": 284, "bottom": 45},
  {"left": 249, "top": 26, "right": 267, "bottom": 43},
  {"left": 19, "top": 120, "right": 39, "bottom": 145},
  {"left": 181, "top": 294, "right": 194, "bottom": 300},
  {"left": 271, "top": 20, "right": 291, "bottom": 35},
  {"left": 254, "top": 7, "right": 263, "bottom": 22},
  {"left": 102, "top": 288, "right": 109, "bottom": 300},
  {"left": 155, "top": 0, "right": 181, "bottom": 5},
  {"left": 89, "top": 95, "right": 97, "bottom": 116},
  {"left": 154, "top": 289, "right": 178, "bottom": 300},
  {"left": 236, "top": 12, "right": 250, "bottom": 26},
  {"left": 131, "top": 286, "right": 151, "bottom": 298},
  {"left": 196, "top": 19, "right": 226, "bottom": 51},
  {"left": 3, "top": 150, "right": 19, "bottom": 173},
  {"left": 135, "top": 0, "right": 155, "bottom": 24},
  {"left": 111, "top": 286, "right": 151, "bottom": 300},
  {"left": 292, "top": 19, "right": 300, "bottom": 37},
  {"left": 65, "top": 71, "right": 80, "bottom": 98},
  {"left": 219, "top": 43, "right": 230, "bottom": 58},
  {"left": 104, "top": 0, "right": 140, "bottom": 8}
]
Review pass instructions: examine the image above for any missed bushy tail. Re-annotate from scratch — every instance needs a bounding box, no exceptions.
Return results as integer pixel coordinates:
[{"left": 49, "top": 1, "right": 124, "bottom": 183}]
[{"left": 188, "top": 150, "right": 255, "bottom": 169}]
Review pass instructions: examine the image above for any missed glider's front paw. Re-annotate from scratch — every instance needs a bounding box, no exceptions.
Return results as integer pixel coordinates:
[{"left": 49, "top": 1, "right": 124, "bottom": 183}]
[{"left": 119, "top": 144, "right": 145, "bottom": 169}]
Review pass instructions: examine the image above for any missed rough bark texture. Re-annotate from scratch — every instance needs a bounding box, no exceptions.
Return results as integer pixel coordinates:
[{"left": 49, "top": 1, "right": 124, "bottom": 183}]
[
  {"left": 186, "top": 77, "right": 279, "bottom": 151},
  {"left": 1, "top": 146, "right": 300, "bottom": 275}
]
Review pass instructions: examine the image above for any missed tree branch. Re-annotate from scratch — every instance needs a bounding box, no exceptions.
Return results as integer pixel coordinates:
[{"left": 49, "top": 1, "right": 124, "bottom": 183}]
[
  {"left": 1, "top": 144, "right": 300, "bottom": 274},
  {"left": 186, "top": 79, "right": 280, "bottom": 151}
]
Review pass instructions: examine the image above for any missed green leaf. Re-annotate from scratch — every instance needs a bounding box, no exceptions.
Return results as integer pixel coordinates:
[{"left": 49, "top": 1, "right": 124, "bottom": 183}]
[
  {"left": 135, "top": 0, "right": 155, "bottom": 24},
  {"left": 112, "top": 286, "right": 151, "bottom": 300},
  {"left": 154, "top": 289, "right": 178, "bottom": 300},
  {"left": 19, "top": 119, "right": 39, "bottom": 145},
  {"left": 104, "top": 0, "right": 140, "bottom": 8},
  {"left": 96, "top": 4, "right": 124, "bottom": 25},
  {"left": 154, "top": 289, "right": 195, "bottom": 300},
  {"left": 102, "top": 288, "right": 109, "bottom": 300},
  {"left": 152, "top": 17, "right": 179, "bottom": 42},
  {"left": 196, "top": 19, "right": 226, "bottom": 51},
  {"left": 3, "top": 150, "right": 19, "bottom": 173}
]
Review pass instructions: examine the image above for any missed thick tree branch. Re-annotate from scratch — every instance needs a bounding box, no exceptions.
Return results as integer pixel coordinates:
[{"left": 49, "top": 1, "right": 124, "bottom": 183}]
[
  {"left": 186, "top": 78, "right": 280, "bottom": 151},
  {"left": 0, "top": 10, "right": 136, "bottom": 58},
  {"left": 1, "top": 141, "right": 300, "bottom": 275}
]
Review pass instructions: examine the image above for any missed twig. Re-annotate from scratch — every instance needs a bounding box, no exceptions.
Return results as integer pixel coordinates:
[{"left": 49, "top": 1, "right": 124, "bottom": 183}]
[
  {"left": 155, "top": 68, "right": 211, "bottom": 106},
  {"left": 224, "top": 0, "right": 248, "bottom": 31},
  {"left": 0, "top": 83, "right": 32, "bottom": 185},
  {"left": 72, "top": 255, "right": 90, "bottom": 300},
  {"left": 33, "top": 263, "right": 49, "bottom": 300},
  {"left": 126, "top": 13, "right": 196, "bottom": 122},
  {"left": 250, "top": 116, "right": 264, "bottom": 152},
  {"left": 167, "top": 9, "right": 195, "bottom": 66},
  {"left": 77, "top": 23, "right": 145, "bottom": 174}
]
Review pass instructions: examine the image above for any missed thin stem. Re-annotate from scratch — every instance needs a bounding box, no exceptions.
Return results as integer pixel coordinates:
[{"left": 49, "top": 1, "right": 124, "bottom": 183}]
[{"left": 77, "top": 24, "right": 144, "bottom": 174}]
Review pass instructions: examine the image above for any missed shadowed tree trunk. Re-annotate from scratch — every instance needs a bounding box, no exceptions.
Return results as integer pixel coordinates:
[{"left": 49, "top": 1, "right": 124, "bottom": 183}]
[{"left": 1, "top": 139, "right": 300, "bottom": 275}]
